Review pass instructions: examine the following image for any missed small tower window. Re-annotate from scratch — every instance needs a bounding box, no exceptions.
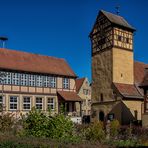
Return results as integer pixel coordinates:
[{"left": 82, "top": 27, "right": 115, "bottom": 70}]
[
  {"left": 121, "top": 73, "right": 123, "bottom": 77},
  {"left": 118, "top": 35, "right": 122, "bottom": 41},
  {"left": 126, "top": 38, "right": 129, "bottom": 43},
  {"left": 100, "top": 93, "right": 103, "bottom": 102}
]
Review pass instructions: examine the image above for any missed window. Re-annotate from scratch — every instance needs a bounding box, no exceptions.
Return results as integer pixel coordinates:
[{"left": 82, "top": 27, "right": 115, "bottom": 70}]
[
  {"left": 0, "top": 71, "right": 7, "bottom": 84},
  {"left": 9, "top": 96, "right": 18, "bottom": 110},
  {"left": 21, "top": 74, "right": 28, "bottom": 86},
  {"left": 43, "top": 76, "right": 50, "bottom": 87},
  {"left": 100, "top": 93, "right": 103, "bottom": 102},
  {"left": 36, "top": 75, "right": 43, "bottom": 87},
  {"left": 50, "top": 77, "right": 56, "bottom": 88},
  {"left": 63, "top": 78, "right": 69, "bottom": 89},
  {"left": 126, "top": 38, "right": 129, "bottom": 43},
  {"left": 47, "top": 98, "right": 55, "bottom": 110},
  {"left": 12, "top": 73, "right": 20, "bottom": 85},
  {"left": 23, "top": 97, "right": 31, "bottom": 110},
  {"left": 29, "top": 74, "right": 36, "bottom": 86},
  {"left": 83, "top": 89, "right": 89, "bottom": 95},
  {"left": 107, "top": 113, "right": 114, "bottom": 121},
  {"left": 5, "top": 72, "right": 11, "bottom": 84},
  {"left": 36, "top": 97, "right": 42, "bottom": 110},
  {"left": 118, "top": 35, "right": 122, "bottom": 41}
]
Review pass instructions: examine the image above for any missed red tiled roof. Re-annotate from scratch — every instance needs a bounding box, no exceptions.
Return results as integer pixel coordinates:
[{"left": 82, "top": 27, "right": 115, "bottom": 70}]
[
  {"left": 134, "top": 61, "right": 148, "bottom": 84},
  {"left": 140, "top": 69, "right": 148, "bottom": 87},
  {"left": 0, "top": 48, "right": 77, "bottom": 77},
  {"left": 75, "top": 78, "right": 85, "bottom": 93},
  {"left": 113, "top": 83, "right": 143, "bottom": 99},
  {"left": 57, "top": 91, "right": 82, "bottom": 102}
]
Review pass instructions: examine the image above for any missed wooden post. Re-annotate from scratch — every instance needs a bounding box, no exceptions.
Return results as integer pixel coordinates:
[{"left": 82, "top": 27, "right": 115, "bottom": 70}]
[{"left": 80, "top": 101, "right": 82, "bottom": 117}]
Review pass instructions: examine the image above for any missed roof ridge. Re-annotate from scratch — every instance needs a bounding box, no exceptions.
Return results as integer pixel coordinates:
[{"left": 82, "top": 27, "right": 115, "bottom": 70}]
[
  {"left": 0, "top": 48, "right": 65, "bottom": 61},
  {"left": 134, "top": 60, "right": 148, "bottom": 65},
  {"left": 101, "top": 10, "right": 123, "bottom": 18},
  {"left": 0, "top": 48, "right": 77, "bottom": 77}
]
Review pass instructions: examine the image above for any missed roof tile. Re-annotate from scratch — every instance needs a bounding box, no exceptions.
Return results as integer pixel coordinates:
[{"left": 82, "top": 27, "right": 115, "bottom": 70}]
[
  {"left": 114, "top": 83, "right": 142, "bottom": 98},
  {"left": 57, "top": 91, "right": 82, "bottom": 101},
  {"left": 0, "top": 48, "right": 77, "bottom": 77},
  {"left": 75, "top": 78, "right": 85, "bottom": 93}
]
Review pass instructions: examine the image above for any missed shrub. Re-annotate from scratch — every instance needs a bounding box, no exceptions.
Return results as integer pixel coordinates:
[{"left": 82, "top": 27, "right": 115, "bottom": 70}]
[
  {"left": 110, "top": 119, "right": 120, "bottom": 138},
  {"left": 110, "top": 139, "right": 141, "bottom": 147},
  {"left": 84, "top": 120, "right": 105, "bottom": 142},
  {"left": 21, "top": 107, "right": 80, "bottom": 143},
  {"left": 0, "top": 112, "right": 15, "bottom": 133}
]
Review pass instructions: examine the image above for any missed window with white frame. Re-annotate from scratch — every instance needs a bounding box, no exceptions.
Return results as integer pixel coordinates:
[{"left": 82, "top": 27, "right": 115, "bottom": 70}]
[
  {"left": 36, "top": 97, "right": 43, "bottom": 110},
  {"left": 9, "top": 96, "right": 18, "bottom": 110},
  {"left": 47, "top": 98, "right": 55, "bottom": 110},
  {"left": 21, "top": 73, "right": 28, "bottom": 86},
  {"left": 29, "top": 74, "right": 36, "bottom": 86},
  {"left": 36, "top": 75, "right": 43, "bottom": 87},
  {"left": 23, "top": 97, "right": 31, "bottom": 110},
  {"left": 5, "top": 72, "right": 11, "bottom": 84},
  {"left": 63, "top": 78, "right": 69, "bottom": 89},
  {"left": 83, "top": 89, "right": 89, "bottom": 95},
  {"left": 0, "top": 71, "right": 6, "bottom": 84},
  {"left": 12, "top": 73, "right": 20, "bottom": 85},
  {"left": 50, "top": 77, "right": 56, "bottom": 88},
  {"left": 43, "top": 76, "right": 50, "bottom": 87}
]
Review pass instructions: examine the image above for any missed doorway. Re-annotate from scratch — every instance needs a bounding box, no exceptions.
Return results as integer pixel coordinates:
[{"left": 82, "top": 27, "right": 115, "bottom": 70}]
[{"left": 99, "top": 111, "right": 105, "bottom": 121}]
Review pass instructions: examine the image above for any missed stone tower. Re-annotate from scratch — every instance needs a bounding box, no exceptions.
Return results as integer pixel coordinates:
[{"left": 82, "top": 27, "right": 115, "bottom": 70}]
[{"left": 90, "top": 10, "right": 136, "bottom": 122}]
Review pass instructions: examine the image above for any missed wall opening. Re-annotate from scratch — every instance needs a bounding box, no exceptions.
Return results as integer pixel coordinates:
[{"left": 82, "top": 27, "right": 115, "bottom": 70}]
[{"left": 99, "top": 111, "right": 105, "bottom": 121}]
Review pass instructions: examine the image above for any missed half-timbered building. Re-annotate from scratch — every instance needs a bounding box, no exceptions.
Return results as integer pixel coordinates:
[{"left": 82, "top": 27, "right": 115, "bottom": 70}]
[
  {"left": 0, "top": 48, "right": 82, "bottom": 119},
  {"left": 90, "top": 10, "right": 148, "bottom": 125}
]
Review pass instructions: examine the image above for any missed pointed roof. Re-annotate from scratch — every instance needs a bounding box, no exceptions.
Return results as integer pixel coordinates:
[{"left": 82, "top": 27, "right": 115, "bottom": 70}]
[
  {"left": 100, "top": 10, "right": 136, "bottom": 31},
  {"left": 75, "top": 78, "right": 85, "bottom": 93},
  {"left": 0, "top": 48, "right": 77, "bottom": 77},
  {"left": 90, "top": 10, "right": 135, "bottom": 37}
]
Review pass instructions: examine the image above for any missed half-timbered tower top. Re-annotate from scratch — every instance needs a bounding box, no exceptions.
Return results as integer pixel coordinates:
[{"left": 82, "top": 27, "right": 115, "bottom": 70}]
[{"left": 90, "top": 10, "right": 135, "bottom": 37}]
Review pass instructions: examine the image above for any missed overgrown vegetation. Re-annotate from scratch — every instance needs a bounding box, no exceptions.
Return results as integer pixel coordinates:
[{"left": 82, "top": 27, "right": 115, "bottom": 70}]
[
  {"left": 19, "top": 107, "right": 79, "bottom": 143},
  {"left": 0, "top": 108, "right": 148, "bottom": 147}
]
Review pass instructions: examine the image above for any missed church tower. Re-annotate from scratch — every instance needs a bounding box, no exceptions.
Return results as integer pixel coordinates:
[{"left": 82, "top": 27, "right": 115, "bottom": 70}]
[{"left": 90, "top": 10, "right": 136, "bottom": 122}]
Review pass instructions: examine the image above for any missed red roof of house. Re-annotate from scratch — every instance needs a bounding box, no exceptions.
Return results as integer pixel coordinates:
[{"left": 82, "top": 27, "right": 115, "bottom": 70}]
[
  {"left": 0, "top": 48, "right": 77, "bottom": 77},
  {"left": 113, "top": 83, "right": 143, "bottom": 99},
  {"left": 113, "top": 61, "right": 148, "bottom": 99},
  {"left": 134, "top": 61, "right": 148, "bottom": 84},
  {"left": 75, "top": 78, "right": 85, "bottom": 93},
  {"left": 140, "top": 69, "right": 148, "bottom": 87},
  {"left": 57, "top": 91, "right": 82, "bottom": 102}
]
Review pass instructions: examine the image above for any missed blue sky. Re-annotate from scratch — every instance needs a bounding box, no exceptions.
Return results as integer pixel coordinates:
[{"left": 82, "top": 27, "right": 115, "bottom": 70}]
[{"left": 0, "top": 0, "right": 148, "bottom": 81}]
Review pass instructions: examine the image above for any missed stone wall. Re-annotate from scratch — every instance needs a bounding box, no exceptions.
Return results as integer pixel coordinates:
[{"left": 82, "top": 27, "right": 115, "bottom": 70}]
[{"left": 92, "top": 49, "right": 113, "bottom": 102}]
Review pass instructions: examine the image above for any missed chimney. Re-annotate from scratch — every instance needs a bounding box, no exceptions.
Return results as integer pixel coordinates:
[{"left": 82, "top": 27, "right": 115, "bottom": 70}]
[{"left": 0, "top": 36, "right": 8, "bottom": 48}]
